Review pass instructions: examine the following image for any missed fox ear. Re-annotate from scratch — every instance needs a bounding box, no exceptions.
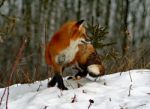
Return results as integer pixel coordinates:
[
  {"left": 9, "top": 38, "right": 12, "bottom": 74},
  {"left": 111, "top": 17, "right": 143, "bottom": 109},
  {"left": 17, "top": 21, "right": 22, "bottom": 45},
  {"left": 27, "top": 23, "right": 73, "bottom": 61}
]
[
  {"left": 75, "top": 20, "right": 84, "bottom": 30},
  {"left": 76, "top": 20, "right": 84, "bottom": 28},
  {"left": 76, "top": 20, "right": 84, "bottom": 26}
]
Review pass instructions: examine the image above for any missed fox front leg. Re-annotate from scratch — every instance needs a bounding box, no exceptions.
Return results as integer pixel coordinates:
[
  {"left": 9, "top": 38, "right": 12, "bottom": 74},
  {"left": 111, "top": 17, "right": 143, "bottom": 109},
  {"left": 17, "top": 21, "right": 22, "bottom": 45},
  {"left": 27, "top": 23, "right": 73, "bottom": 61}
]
[{"left": 48, "top": 73, "right": 68, "bottom": 90}]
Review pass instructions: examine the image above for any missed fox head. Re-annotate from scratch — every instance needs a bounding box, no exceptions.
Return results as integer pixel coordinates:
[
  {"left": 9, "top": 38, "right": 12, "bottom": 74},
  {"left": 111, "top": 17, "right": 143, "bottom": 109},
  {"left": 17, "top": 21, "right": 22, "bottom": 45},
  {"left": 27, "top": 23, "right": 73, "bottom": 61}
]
[
  {"left": 59, "top": 20, "right": 90, "bottom": 44},
  {"left": 73, "top": 20, "right": 90, "bottom": 43}
]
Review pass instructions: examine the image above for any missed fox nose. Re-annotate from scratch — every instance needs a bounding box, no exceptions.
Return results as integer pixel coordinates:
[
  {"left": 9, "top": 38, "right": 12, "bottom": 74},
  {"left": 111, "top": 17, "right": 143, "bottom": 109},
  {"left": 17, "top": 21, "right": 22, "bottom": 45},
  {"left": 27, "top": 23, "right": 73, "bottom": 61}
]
[{"left": 81, "top": 35, "right": 91, "bottom": 44}]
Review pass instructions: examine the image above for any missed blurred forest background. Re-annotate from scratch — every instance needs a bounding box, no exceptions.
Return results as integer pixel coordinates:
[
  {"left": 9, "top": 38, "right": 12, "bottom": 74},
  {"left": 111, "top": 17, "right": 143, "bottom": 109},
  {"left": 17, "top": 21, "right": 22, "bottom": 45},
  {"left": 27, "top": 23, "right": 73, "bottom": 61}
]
[{"left": 0, "top": 0, "right": 150, "bottom": 87}]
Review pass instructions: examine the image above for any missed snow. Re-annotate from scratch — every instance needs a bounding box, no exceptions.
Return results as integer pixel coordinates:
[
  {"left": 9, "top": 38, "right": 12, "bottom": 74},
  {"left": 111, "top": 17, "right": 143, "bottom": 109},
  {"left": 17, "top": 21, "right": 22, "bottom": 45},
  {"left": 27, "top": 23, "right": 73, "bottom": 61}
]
[{"left": 0, "top": 69, "right": 150, "bottom": 109}]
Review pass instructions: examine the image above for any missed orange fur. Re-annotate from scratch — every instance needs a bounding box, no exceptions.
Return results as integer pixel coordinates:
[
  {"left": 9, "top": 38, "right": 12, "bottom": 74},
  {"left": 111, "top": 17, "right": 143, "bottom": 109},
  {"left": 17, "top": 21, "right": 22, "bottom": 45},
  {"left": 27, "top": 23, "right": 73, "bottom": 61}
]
[
  {"left": 45, "top": 20, "right": 88, "bottom": 73},
  {"left": 71, "top": 44, "right": 95, "bottom": 65},
  {"left": 72, "top": 43, "right": 105, "bottom": 77}
]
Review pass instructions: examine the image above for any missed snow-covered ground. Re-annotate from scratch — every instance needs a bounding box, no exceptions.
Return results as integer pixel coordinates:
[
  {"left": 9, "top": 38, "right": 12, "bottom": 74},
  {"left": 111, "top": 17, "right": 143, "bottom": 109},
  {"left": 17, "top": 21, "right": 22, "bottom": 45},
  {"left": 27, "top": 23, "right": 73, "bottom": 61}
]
[{"left": 0, "top": 69, "right": 150, "bottom": 109}]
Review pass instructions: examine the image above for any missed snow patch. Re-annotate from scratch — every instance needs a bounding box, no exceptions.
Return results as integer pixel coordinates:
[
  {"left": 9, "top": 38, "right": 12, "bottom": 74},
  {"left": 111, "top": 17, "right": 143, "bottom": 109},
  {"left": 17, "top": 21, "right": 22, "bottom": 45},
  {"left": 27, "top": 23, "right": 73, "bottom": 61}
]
[{"left": 0, "top": 69, "right": 150, "bottom": 109}]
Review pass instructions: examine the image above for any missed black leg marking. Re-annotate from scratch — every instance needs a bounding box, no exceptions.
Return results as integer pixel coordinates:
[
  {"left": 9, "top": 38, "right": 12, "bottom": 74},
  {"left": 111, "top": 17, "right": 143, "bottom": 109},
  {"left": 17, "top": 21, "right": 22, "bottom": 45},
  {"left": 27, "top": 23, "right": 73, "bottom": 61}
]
[
  {"left": 75, "top": 70, "right": 88, "bottom": 79},
  {"left": 56, "top": 73, "right": 68, "bottom": 90},
  {"left": 67, "top": 76, "right": 73, "bottom": 80},
  {"left": 48, "top": 75, "right": 57, "bottom": 87},
  {"left": 48, "top": 73, "right": 68, "bottom": 90}
]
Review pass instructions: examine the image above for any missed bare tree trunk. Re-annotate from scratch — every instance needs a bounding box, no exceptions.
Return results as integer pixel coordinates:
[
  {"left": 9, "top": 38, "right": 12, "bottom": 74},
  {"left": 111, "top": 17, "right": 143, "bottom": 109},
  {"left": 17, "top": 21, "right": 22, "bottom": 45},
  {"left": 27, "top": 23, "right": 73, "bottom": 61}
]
[
  {"left": 105, "top": 0, "right": 111, "bottom": 27},
  {"left": 121, "top": 0, "right": 129, "bottom": 55},
  {"left": 0, "top": 0, "right": 5, "bottom": 7},
  {"left": 77, "top": 0, "right": 81, "bottom": 20},
  {"left": 140, "top": 0, "right": 147, "bottom": 43},
  {"left": 22, "top": 0, "right": 33, "bottom": 73}
]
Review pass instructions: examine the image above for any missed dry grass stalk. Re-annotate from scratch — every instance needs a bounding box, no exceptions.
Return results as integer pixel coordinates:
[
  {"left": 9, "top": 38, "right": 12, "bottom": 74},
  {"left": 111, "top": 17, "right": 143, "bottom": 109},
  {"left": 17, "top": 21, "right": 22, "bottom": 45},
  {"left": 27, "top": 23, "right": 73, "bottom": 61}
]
[{"left": 0, "top": 38, "right": 27, "bottom": 109}]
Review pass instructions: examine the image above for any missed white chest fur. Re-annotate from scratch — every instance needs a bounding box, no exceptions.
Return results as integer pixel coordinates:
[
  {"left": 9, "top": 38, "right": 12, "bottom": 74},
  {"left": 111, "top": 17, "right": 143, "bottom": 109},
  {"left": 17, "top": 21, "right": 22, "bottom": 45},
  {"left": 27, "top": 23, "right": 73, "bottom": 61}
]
[{"left": 55, "top": 38, "right": 84, "bottom": 65}]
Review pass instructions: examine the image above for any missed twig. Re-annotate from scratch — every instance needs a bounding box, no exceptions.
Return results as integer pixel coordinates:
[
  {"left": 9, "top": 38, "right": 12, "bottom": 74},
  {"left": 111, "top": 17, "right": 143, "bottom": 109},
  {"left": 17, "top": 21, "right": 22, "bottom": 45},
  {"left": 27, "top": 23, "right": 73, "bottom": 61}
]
[
  {"left": 0, "top": 87, "right": 7, "bottom": 106},
  {"left": 82, "top": 90, "right": 87, "bottom": 93},
  {"left": 0, "top": 38, "right": 27, "bottom": 109},
  {"left": 129, "top": 70, "right": 132, "bottom": 82},
  {"left": 109, "top": 98, "right": 111, "bottom": 102},
  {"left": 120, "top": 71, "right": 123, "bottom": 76},
  {"left": 71, "top": 94, "right": 77, "bottom": 103},
  {"left": 137, "top": 104, "right": 146, "bottom": 107},
  {"left": 88, "top": 99, "right": 94, "bottom": 109},
  {"left": 8, "top": 39, "right": 27, "bottom": 84},
  {"left": 44, "top": 22, "right": 50, "bottom": 79},
  {"left": 104, "top": 81, "right": 107, "bottom": 85},
  {"left": 5, "top": 87, "right": 9, "bottom": 109},
  {"left": 43, "top": 106, "right": 48, "bottom": 109},
  {"left": 119, "top": 105, "right": 124, "bottom": 109},
  {"left": 128, "top": 84, "right": 132, "bottom": 96},
  {"left": 37, "top": 82, "right": 42, "bottom": 91},
  {"left": 77, "top": 82, "right": 82, "bottom": 88}
]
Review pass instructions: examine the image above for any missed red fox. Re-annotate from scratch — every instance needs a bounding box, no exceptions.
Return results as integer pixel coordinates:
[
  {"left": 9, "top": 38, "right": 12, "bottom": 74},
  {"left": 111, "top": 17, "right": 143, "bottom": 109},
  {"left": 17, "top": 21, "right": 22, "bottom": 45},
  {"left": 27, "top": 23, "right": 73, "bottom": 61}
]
[{"left": 45, "top": 20, "right": 90, "bottom": 90}]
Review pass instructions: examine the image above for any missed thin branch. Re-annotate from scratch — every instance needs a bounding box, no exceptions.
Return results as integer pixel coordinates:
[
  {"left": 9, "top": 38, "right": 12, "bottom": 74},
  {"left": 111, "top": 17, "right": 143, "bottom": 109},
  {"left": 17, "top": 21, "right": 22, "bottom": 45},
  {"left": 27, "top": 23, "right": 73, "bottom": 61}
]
[
  {"left": 77, "top": 82, "right": 83, "bottom": 88},
  {"left": 5, "top": 87, "right": 9, "bottom": 109},
  {"left": 137, "top": 104, "right": 146, "bottom": 107},
  {"left": 71, "top": 94, "right": 77, "bottom": 103},
  {"left": 88, "top": 99, "right": 94, "bottom": 109},
  {"left": 0, "top": 87, "right": 6, "bottom": 106},
  {"left": 0, "top": 38, "right": 27, "bottom": 109},
  {"left": 129, "top": 70, "right": 132, "bottom": 82},
  {"left": 128, "top": 84, "right": 132, "bottom": 96},
  {"left": 43, "top": 106, "right": 48, "bottom": 109},
  {"left": 37, "top": 82, "right": 42, "bottom": 91},
  {"left": 8, "top": 39, "right": 27, "bottom": 84}
]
